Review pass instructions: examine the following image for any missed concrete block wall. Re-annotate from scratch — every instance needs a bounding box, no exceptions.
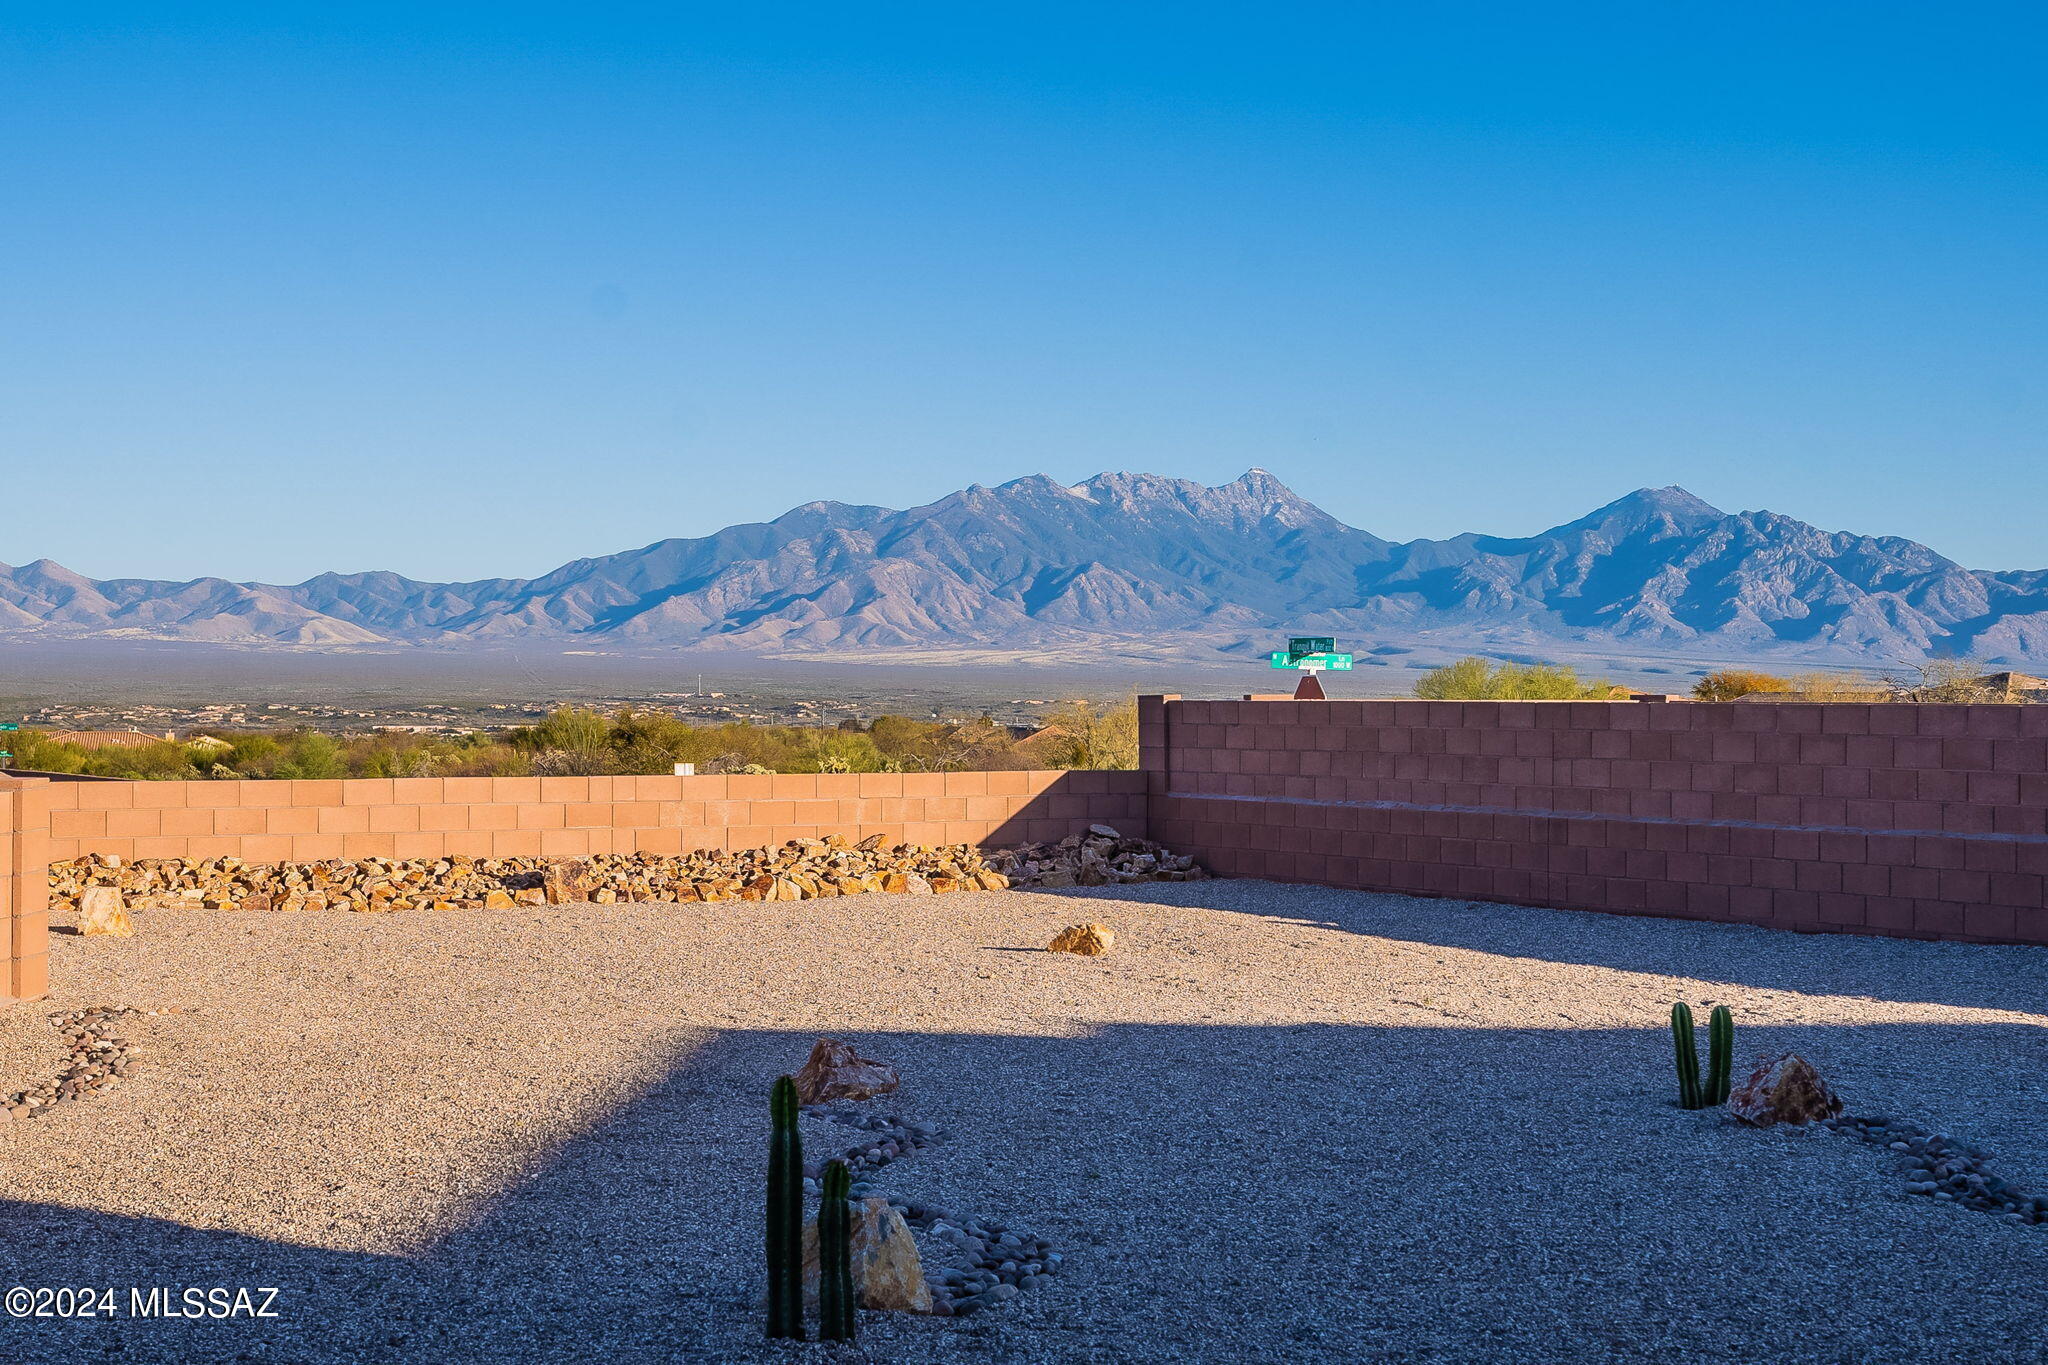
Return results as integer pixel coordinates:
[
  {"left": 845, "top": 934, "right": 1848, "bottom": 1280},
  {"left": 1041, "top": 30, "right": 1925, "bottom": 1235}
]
[
  {"left": 39, "top": 770, "right": 1146, "bottom": 866},
  {"left": 1, "top": 777, "right": 51, "bottom": 1001},
  {"left": 1143, "top": 696, "right": 2048, "bottom": 946}
]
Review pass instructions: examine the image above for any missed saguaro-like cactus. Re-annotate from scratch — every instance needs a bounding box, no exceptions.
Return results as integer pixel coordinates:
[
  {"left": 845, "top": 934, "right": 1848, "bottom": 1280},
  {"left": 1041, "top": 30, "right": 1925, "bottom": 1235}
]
[
  {"left": 1706, "top": 1005, "right": 1735, "bottom": 1105},
  {"left": 1671, "top": 1003, "right": 1704, "bottom": 1110},
  {"left": 766, "top": 1075, "right": 806, "bottom": 1340},
  {"left": 818, "top": 1159, "right": 857, "bottom": 1341}
]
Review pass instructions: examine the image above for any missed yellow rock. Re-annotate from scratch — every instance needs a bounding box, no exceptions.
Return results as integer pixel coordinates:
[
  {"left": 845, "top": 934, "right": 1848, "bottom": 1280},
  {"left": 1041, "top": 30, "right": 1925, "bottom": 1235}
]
[
  {"left": 483, "top": 890, "right": 516, "bottom": 909},
  {"left": 77, "top": 887, "right": 134, "bottom": 938},
  {"left": 1048, "top": 922, "right": 1115, "bottom": 956},
  {"left": 802, "top": 1198, "right": 932, "bottom": 1314}
]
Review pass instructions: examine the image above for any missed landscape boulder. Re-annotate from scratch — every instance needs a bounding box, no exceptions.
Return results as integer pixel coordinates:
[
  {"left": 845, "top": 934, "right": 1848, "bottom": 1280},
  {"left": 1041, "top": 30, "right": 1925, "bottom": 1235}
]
[
  {"left": 76, "top": 887, "right": 134, "bottom": 939},
  {"left": 1728, "top": 1052, "right": 1843, "bottom": 1126},
  {"left": 541, "top": 859, "right": 591, "bottom": 905},
  {"left": 793, "top": 1037, "right": 900, "bottom": 1106},
  {"left": 1047, "top": 923, "right": 1115, "bottom": 956},
  {"left": 803, "top": 1197, "right": 932, "bottom": 1314}
]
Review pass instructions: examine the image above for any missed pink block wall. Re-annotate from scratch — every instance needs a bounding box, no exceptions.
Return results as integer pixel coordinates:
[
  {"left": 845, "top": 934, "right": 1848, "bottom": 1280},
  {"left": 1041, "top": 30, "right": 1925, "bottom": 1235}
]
[
  {"left": 1142, "top": 696, "right": 2048, "bottom": 946},
  {"left": 38, "top": 770, "right": 1146, "bottom": 867},
  {"left": 1, "top": 777, "right": 51, "bottom": 1001}
]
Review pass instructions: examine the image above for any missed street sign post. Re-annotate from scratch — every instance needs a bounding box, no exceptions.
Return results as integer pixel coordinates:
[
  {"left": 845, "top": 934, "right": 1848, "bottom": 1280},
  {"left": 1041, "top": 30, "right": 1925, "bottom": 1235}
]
[
  {"left": 1269, "top": 636, "right": 1353, "bottom": 671},
  {"left": 1267, "top": 637, "right": 1352, "bottom": 699}
]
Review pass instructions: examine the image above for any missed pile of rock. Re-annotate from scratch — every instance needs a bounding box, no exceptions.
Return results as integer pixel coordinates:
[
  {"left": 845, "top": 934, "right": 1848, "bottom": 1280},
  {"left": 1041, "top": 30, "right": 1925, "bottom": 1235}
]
[
  {"left": 3, "top": 1005, "right": 161, "bottom": 1122},
  {"left": 48, "top": 836, "right": 1013, "bottom": 914},
  {"left": 985, "top": 825, "right": 1205, "bottom": 888}
]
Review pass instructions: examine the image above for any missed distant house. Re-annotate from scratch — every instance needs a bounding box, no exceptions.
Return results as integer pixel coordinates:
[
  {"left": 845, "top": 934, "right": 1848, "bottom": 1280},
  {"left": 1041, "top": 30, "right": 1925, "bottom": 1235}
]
[
  {"left": 1011, "top": 724, "right": 1079, "bottom": 767},
  {"left": 1980, "top": 672, "right": 2048, "bottom": 701},
  {"left": 42, "top": 729, "right": 175, "bottom": 750}
]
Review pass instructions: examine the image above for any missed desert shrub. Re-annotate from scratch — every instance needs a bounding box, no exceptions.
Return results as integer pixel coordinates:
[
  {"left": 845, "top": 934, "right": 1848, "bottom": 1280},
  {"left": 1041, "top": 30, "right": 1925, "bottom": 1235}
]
[
  {"left": 272, "top": 732, "right": 346, "bottom": 780},
  {"left": 6, "top": 729, "right": 85, "bottom": 773},
  {"left": 1414, "top": 657, "right": 1609, "bottom": 701},
  {"left": 1693, "top": 669, "right": 1792, "bottom": 701},
  {"left": 1, "top": 701, "right": 1133, "bottom": 780},
  {"left": 1885, "top": 657, "right": 2009, "bottom": 703},
  {"left": 1034, "top": 697, "right": 1140, "bottom": 770}
]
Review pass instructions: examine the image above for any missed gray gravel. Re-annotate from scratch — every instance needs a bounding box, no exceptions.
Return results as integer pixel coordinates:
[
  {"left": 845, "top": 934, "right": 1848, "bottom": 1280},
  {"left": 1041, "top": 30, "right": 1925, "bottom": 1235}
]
[{"left": 2, "top": 881, "right": 2047, "bottom": 1363}]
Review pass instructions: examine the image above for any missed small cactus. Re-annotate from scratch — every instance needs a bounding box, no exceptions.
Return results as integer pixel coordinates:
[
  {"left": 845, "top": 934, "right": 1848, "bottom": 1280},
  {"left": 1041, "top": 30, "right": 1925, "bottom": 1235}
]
[
  {"left": 766, "top": 1076, "right": 806, "bottom": 1339},
  {"left": 818, "top": 1160, "right": 857, "bottom": 1341},
  {"left": 1671, "top": 1003, "right": 1704, "bottom": 1110},
  {"left": 1706, "top": 1005, "right": 1735, "bottom": 1105}
]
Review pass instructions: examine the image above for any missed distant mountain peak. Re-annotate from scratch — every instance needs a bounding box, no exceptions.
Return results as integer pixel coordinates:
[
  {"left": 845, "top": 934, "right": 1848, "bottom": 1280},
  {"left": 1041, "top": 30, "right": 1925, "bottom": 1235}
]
[
  {"left": 1564, "top": 485, "right": 1725, "bottom": 534},
  {"left": 1, "top": 473, "right": 2044, "bottom": 667}
]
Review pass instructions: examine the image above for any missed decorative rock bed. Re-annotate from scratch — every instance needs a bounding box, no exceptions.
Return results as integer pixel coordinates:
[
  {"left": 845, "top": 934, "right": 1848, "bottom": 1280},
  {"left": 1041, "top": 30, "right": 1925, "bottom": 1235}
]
[
  {"left": 1829, "top": 1115, "right": 2048, "bottom": 1225},
  {"left": 986, "top": 825, "right": 1205, "bottom": 888},
  {"left": 48, "top": 832, "right": 1206, "bottom": 916},
  {"left": 798, "top": 1103, "right": 1062, "bottom": 1317},
  {"left": 2, "top": 1005, "right": 162, "bottom": 1122}
]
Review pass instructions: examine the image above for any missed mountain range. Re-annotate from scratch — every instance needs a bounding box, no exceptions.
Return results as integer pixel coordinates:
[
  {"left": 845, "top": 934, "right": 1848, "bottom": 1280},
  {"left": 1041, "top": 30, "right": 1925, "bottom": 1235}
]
[{"left": 4, "top": 471, "right": 2046, "bottom": 668}]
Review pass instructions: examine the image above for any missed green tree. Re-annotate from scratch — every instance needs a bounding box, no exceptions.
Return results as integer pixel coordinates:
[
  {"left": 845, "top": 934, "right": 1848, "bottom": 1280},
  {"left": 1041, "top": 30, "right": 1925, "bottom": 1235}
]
[{"left": 274, "top": 732, "right": 346, "bottom": 780}]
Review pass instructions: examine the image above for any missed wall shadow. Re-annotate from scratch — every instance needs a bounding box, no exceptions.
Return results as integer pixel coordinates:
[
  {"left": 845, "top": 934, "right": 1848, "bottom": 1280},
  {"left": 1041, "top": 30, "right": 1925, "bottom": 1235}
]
[
  {"left": 1058, "top": 879, "right": 2048, "bottom": 1017},
  {"left": 3, "top": 1017, "right": 2048, "bottom": 1363}
]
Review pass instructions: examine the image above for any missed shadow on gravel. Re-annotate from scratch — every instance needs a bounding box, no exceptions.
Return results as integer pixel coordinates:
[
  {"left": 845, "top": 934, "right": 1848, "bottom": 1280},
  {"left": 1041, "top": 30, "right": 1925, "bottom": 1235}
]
[
  {"left": 1053, "top": 880, "right": 2048, "bottom": 1017},
  {"left": 6, "top": 1017, "right": 2048, "bottom": 1364}
]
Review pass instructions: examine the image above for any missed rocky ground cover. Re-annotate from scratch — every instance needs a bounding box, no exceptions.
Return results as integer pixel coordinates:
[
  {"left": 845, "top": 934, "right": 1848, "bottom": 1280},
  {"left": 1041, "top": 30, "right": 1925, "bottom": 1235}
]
[
  {"left": 984, "top": 826, "right": 1204, "bottom": 888},
  {"left": 46, "top": 826, "right": 1198, "bottom": 915},
  {"left": 3, "top": 881, "right": 2047, "bottom": 1363}
]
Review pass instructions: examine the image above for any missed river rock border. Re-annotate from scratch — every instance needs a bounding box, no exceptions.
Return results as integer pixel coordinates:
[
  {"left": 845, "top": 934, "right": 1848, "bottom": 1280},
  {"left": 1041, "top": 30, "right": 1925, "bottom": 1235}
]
[
  {"left": 797, "top": 1103, "right": 1063, "bottom": 1317},
  {"left": 1829, "top": 1114, "right": 2048, "bottom": 1225},
  {"left": 2, "top": 1005, "right": 162, "bottom": 1123}
]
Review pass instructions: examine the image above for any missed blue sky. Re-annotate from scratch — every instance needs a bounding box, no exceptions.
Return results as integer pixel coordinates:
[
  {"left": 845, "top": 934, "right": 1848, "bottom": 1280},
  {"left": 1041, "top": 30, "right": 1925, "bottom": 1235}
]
[{"left": 5, "top": 4, "right": 2044, "bottom": 581}]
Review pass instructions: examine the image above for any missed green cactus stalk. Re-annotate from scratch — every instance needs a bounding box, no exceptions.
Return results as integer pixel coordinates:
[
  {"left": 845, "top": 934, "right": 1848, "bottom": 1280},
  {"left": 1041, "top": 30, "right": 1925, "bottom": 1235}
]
[
  {"left": 766, "top": 1075, "right": 806, "bottom": 1340},
  {"left": 818, "top": 1159, "right": 857, "bottom": 1342},
  {"left": 1671, "top": 1002, "right": 1704, "bottom": 1110},
  {"left": 1706, "top": 1005, "right": 1734, "bottom": 1106}
]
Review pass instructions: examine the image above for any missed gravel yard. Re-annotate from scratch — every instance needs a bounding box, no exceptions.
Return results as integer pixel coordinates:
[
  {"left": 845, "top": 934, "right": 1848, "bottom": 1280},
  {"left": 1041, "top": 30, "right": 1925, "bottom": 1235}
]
[{"left": 3, "top": 881, "right": 2047, "bottom": 1364}]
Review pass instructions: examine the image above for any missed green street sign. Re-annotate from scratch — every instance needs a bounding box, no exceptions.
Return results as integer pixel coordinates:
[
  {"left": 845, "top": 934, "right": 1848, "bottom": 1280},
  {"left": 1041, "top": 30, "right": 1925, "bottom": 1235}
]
[
  {"left": 1270, "top": 651, "right": 1353, "bottom": 670},
  {"left": 0, "top": 723, "right": 17, "bottom": 731},
  {"left": 1287, "top": 636, "right": 1334, "bottom": 657}
]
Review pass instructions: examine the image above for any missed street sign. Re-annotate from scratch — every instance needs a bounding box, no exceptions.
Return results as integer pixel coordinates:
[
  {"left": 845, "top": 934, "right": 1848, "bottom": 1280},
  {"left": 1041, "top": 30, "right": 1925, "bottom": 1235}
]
[
  {"left": 1270, "top": 651, "right": 1353, "bottom": 670},
  {"left": 1287, "top": 637, "right": 1334, "bottom": 657},
  {"left": 0, "top": 723, "right": 17, "bottom": 731}
]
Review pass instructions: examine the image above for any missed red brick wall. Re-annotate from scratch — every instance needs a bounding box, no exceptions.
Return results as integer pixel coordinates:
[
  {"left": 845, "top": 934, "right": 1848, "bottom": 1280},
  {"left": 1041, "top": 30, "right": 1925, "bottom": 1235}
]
[
  {"left": 1142, "top": 696, "right": 2048, "bottom": 946},
  {"left": 41, "top": 770, "right": 1145, "bottom": 867},
  {"left": 1, "top": 777, "right": 51, "bottom": 1001}
]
